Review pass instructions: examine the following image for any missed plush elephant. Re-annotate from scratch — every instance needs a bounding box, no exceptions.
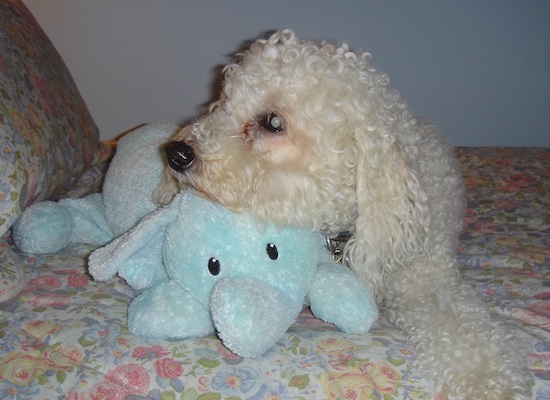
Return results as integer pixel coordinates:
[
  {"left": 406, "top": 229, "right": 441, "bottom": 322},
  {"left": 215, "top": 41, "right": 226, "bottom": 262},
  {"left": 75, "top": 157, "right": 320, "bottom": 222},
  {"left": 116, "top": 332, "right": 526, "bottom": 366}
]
[
  {"left": 89, "top": 191, "right": 378, "bottom": 358},
  {"left": 12, "top": 122, "right": 378, "bottom": 358}
]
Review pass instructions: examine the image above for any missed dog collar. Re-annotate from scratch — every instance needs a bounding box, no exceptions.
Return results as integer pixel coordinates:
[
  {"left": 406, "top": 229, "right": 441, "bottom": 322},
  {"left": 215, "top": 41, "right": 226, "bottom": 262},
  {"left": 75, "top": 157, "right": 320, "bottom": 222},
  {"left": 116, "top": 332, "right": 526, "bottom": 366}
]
[{"left": 325, "top": 232, "right": 351, "bottom": 266}]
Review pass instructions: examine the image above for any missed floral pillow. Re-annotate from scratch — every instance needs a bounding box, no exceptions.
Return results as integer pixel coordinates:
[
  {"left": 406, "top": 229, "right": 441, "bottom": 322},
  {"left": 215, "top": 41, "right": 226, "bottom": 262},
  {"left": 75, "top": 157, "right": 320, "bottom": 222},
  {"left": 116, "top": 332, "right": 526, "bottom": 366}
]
[{"left": 0, "top": 0, "right": 99, "bottom": 239}]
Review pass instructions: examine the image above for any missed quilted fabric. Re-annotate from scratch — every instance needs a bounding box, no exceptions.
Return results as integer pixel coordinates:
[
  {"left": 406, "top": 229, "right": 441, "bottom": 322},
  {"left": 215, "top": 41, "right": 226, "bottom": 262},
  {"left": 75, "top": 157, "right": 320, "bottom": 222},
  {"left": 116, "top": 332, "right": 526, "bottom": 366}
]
[{"left": 0, "top": 0, "right": 99, "bottom": 238}]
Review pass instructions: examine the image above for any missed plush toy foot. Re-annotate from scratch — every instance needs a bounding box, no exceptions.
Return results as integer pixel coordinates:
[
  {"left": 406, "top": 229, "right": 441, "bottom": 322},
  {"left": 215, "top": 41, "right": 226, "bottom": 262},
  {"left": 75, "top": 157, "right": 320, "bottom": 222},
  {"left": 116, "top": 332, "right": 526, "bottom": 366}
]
[
  {"left": 12, "top": 201, "right": 73, "bottom": 254},
  {"left": 211, "top": 278, "right": 302, "bottom": 358},
  {"left": 56, "top": 194, "right": 113, "bottom": 247},
  {"left": 128, "top": 280, "right": 214, "bottom": 340},
  {"left": 12, "top": 193, "right": 113, "bottom": 254},
  {"left": 307, "top": 263, "right": 379, "bottom": 334}
]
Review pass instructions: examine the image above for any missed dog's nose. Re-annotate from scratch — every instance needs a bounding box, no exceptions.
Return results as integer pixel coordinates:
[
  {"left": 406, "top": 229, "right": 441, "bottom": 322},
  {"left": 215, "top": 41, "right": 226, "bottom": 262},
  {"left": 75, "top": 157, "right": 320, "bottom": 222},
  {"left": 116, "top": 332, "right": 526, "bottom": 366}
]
[{"left": 165, "top": 141, "right": 195, "bottom": 172}]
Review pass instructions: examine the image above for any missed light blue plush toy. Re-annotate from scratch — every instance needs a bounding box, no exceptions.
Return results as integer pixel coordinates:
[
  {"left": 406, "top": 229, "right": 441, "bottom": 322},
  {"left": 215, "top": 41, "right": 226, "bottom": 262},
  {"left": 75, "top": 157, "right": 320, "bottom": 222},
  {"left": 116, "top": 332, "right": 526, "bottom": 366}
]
[
  {"left": 12, "top": 123, "right": 378, "bottom": 358},
  {"left": 88, "top": 191, "right": 378, "bottom": 357}
]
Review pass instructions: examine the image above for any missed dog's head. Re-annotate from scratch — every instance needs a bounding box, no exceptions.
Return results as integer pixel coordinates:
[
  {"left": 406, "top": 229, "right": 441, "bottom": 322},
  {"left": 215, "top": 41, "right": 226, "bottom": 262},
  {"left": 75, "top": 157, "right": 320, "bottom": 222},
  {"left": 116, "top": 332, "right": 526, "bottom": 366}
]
[{"left": 158, "top": 30, "right": 428, "bottom": 290}]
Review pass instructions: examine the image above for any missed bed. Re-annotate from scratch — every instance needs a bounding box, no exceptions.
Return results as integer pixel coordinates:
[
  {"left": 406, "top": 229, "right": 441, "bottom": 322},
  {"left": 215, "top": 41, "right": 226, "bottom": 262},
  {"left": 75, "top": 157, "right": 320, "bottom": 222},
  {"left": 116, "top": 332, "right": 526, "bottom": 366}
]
[{"left": 1, "top": 2, "right": 548, "bottom": 399}]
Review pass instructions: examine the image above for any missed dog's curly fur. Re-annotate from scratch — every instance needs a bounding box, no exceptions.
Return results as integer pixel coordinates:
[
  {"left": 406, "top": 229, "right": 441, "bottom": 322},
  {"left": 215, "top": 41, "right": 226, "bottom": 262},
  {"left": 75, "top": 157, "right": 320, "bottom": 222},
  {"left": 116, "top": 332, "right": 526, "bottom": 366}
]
[{"left": 157, "top": 30, "right": 532, "bottom": 399}]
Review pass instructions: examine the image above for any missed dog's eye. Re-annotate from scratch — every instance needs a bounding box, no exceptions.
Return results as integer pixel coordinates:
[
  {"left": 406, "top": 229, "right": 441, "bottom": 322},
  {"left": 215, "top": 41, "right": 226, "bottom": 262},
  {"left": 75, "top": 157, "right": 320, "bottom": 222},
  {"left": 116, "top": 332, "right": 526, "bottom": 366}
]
[
  {"left": 266, "top": 243, "right": 278, "bottom": 260},
  {"left": 260, "top": 113, "right": 284, "bottom": 133}
]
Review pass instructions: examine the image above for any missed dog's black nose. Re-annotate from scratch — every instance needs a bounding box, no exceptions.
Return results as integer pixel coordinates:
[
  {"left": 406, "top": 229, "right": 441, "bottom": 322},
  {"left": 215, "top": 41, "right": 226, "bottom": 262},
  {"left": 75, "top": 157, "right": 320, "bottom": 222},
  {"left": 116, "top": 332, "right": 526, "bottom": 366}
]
[{"left": 165, "top": 141, "right": 195, "bottom": 172}]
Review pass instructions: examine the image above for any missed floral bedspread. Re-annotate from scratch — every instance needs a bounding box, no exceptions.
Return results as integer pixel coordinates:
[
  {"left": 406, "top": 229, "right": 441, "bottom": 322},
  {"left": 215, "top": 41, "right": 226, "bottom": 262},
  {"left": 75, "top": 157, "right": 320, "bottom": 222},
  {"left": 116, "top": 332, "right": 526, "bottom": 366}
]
[{"left": 0, "top": 147, "right": 549, "bottom": 399}]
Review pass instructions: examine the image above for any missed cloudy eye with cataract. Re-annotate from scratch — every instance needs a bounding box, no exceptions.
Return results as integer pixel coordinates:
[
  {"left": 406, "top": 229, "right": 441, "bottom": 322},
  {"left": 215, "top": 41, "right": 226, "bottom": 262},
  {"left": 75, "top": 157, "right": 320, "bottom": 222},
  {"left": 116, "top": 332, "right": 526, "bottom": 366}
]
[{"left": 261, "top": 113, "right": 283, "bottom": 132}]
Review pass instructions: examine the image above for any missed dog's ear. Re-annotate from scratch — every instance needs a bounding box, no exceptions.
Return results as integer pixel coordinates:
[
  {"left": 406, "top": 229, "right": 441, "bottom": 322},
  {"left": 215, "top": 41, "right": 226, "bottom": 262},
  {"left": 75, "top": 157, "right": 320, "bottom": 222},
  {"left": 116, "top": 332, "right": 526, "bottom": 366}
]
[{"left": 344, "top": 133, "right": 430, "bottom": 301}]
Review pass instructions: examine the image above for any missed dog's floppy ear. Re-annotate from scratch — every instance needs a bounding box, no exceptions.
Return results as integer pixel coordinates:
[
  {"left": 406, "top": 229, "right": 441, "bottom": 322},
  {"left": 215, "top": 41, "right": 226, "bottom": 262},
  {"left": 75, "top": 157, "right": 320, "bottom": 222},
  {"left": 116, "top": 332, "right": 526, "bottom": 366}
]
[{"left": 344, "top": 131, "right": 430, "bottom": 301}]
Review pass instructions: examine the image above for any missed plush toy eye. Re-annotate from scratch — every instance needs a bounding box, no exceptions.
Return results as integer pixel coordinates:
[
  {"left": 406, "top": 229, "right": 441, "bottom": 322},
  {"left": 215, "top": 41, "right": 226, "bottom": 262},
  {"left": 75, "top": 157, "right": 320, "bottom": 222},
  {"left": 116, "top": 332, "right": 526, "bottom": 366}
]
[
  {"left": 266, "top": 243, "right": 278, "bottom": 260},
  {"left": 208, "top": 257, "right": 221, "bottom": 275},
  {"left": 260, "top": 113, "right": 283, "bottom": 133}
]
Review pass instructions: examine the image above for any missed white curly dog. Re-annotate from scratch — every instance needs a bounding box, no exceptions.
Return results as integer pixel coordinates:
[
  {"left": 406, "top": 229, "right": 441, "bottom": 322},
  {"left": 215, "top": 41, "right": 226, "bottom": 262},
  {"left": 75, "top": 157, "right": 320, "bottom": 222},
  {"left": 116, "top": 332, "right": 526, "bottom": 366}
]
[{"left": 157, "top": 30, "right": 531, "bottom": 399}]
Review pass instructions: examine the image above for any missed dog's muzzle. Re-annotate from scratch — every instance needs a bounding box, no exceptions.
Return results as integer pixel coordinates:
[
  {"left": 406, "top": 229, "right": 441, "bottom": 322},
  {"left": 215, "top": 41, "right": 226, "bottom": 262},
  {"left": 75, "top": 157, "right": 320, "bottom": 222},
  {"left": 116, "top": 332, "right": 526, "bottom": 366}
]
[{"left": 165, "top": 141, "right": 195, "bottom": 172}]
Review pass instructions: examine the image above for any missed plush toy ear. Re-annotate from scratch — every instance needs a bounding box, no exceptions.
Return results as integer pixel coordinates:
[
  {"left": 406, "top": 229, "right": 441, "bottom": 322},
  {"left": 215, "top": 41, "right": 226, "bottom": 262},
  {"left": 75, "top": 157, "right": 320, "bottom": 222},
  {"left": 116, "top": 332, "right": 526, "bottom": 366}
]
[{"left": 88, "top": 195, "right": 180, "bottom": 282}]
